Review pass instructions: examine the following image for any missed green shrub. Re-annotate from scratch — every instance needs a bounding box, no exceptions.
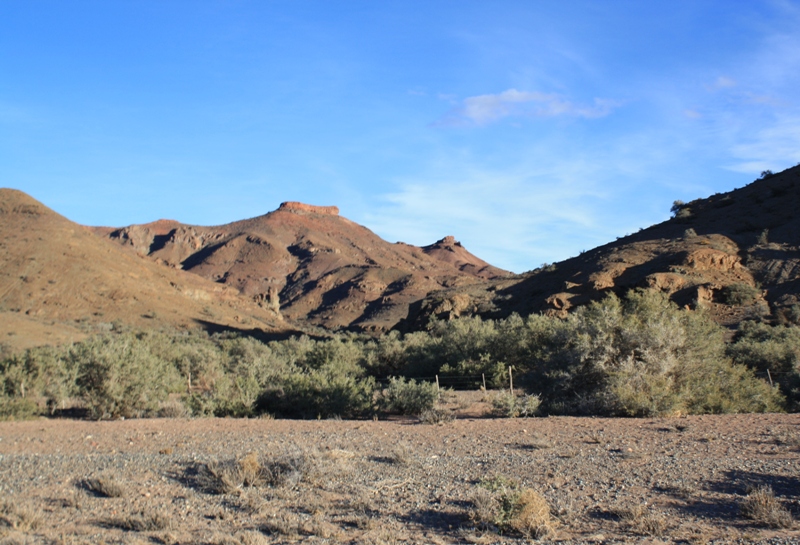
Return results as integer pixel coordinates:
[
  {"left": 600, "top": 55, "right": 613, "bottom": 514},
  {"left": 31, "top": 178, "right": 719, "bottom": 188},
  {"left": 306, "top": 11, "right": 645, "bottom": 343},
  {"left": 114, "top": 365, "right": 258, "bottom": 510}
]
[
  {"left": 529, "top": 290, "right": 783, "bottom": 416},
  {"left": 0, "top": 345, "right": 78, "bottom": 414},
  {"left": 257, "top": 371, "right": 375, "bottom": 419},
  {"left": 379, "top": 376, "right": 439, "bottom": 415},
  {"left": 0, "top": 397, "right": 40, "bottom": 420},
  {"left": 73, "top": 334, "right": 180, "bottom": 419},
  {"left": 255, "top": 339, "right": 375, "bottom": 418},
  {"left": 722, "top": 283, "right": 761, "bottom": 306},
  {"left": 728, "top": 321, "right": 800, "bottom": 410},
  {"left": 490, "top": 392, "right": 541, "bottom": 418}
]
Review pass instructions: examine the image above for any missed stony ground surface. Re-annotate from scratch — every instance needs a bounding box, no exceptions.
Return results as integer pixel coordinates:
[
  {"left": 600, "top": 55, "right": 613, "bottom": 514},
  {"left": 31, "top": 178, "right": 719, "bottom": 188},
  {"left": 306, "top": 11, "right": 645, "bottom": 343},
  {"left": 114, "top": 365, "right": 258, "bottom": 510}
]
[{"left": 1, "top": 398, "right": 799, "bottom": 544}]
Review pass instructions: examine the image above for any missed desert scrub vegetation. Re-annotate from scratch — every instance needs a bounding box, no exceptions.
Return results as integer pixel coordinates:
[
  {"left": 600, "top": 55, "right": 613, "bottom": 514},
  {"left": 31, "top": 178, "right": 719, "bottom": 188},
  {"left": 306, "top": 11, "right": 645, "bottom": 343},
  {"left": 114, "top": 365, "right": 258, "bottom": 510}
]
[
  {"left": 613, "top": 504, "right": 668, "bottom": 536},
  {"left": 0, "top": 288, "right": 788, "bottom": 419},
  {"left": 728, "top": 320, "right": 800, "bottom": 410},
  {"left": 0, "top": 501, "right": 42, "bottom": 532},
  {"left": 739, "top": 485, "right": 794, "bottom": 529},
  {"left": 524, "top": 290, "right": 782, "bottom": 416},
  {"left": 470, "top": 477, "right": 556, "bottom": 539},
  {"left": 377, "top": 376, "right": 439, "bottom": 415},
  {"left": 82, "top": 476, "right": 126, "bottom": 498},
  {"left": 198, "top": 450, "right": 320, "bottom": 494},
  {"left": 489, "top": 391, "right": 541, "bottom": 417},
  {"left": 721, "top": 282, "right": 761, "bottom": 306}
]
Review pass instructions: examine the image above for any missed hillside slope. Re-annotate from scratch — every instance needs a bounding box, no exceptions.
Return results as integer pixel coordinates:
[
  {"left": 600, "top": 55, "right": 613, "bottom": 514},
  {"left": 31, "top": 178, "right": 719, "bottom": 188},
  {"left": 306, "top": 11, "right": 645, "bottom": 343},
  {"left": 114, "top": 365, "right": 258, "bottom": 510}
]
[
  {"left": 0, "top": 189, "right": 289, "bottom": 353},
  {"left": 94, "top": 202, "right": 509, "bottom": 332},
  {"left": 404, "top": 165, "right": 800, "bottom": 329}
]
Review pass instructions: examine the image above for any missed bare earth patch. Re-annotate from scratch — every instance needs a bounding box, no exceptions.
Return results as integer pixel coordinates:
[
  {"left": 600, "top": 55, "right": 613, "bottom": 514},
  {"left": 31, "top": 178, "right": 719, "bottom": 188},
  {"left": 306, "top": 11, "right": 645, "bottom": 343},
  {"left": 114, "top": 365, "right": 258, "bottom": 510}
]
[{"left": 1, "top": 410, "right": 799, "bottom": 544}]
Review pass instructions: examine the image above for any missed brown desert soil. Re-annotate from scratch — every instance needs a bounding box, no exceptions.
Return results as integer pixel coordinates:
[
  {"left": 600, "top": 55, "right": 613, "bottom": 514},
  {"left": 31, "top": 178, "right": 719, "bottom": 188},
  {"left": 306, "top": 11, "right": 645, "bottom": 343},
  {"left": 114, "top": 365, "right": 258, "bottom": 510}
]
[{"left": 1, "top": 396, "right": 799, "bottom": 544}]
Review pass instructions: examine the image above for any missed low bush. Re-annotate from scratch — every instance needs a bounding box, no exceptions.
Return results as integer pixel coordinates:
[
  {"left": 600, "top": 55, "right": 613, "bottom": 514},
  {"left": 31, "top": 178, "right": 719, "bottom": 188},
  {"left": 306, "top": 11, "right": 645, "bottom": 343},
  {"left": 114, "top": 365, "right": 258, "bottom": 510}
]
[
  {"left": 378, "top": 377, "right": 438, "bottom": 415},
  {"left": 469, "top": 479, "right": 555, "bottom": 538},
  {"left": 721, "top": 283, "right": 761, "bottom": 306},
  {"left": 199, "top": 451, "right": 317, "bottom": 494},
  {"left": 0, "top": 501, "right": 42, "bottom": 532},
  {"left": 73, "top": 334, "right": 181, "bottom": 419},
  {"left": 83, "top": 476, "right": 126, "bottom": 498},
  {"left": 728, "top": 321, "right": 800, "bottom": 411},
  {"left": 256, "top": 368, "right": 375, "bottom": 419},
  {"left": 0, "top": 397, "right": 40, "bottom": 420},
  {"left": 418, "top": 406, "right": 455, "bottom": 425},
  {"left": 740, "top": 486, "right": 793, "bottom": 528},
  {"left": 614, "top": 504, "right": 668, "bottom": 536},
  {"left": 489, "top": 391, "right": 541, "bottom": 418},
  {"left": 528, "top": 290, "right": 783, "bottom": 416}
]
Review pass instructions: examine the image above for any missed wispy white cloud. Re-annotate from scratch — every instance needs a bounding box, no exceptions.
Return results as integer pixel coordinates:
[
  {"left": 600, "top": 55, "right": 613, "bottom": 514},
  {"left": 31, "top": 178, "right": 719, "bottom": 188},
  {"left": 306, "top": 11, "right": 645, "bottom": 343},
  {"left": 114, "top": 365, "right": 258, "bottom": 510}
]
[
  {"left": 727, "top": 116, "right": 800, "bottom": 173},
  {"left": 435, "top": 88, "right": 620, "bottom": 126},
  {"left": 704, "top": 76, "right": 737, "bottom": 92},
  {"left": 361, "top": 143, "right": 666, "bottom": 273}
]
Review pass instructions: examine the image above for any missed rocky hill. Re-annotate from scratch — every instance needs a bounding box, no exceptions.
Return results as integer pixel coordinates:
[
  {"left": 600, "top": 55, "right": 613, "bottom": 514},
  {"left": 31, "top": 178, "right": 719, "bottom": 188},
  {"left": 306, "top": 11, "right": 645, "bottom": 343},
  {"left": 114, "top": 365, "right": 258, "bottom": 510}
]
[
  {"left": 403, "top": 165, "right": 800, "bottom": 330},
  {"left": 93, "top": 201, "right": 508, "bottom": 333},
  {"left": 6, "top": 164, "right": 799, "bottom": 353},
  {"left": 0, "top": 189, "right": 290, "bottom": 353}
]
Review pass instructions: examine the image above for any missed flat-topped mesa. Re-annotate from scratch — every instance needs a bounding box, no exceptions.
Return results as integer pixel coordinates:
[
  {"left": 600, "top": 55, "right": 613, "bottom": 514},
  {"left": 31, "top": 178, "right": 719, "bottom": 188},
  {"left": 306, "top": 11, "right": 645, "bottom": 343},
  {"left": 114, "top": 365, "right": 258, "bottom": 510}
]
[
  {"left": 436, "top": 235, "right": 462, "bottom": 247},
  {"left": 279, "top": 202, "right": 339, "bottom": 216}
]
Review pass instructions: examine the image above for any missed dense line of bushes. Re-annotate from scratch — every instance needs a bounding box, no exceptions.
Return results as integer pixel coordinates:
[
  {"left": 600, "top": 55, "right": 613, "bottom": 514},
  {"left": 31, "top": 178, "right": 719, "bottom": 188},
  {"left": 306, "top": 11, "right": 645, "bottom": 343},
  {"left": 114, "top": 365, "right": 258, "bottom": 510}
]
[{"left": 1, "top": 289, "right": 794, "bottom": 420}]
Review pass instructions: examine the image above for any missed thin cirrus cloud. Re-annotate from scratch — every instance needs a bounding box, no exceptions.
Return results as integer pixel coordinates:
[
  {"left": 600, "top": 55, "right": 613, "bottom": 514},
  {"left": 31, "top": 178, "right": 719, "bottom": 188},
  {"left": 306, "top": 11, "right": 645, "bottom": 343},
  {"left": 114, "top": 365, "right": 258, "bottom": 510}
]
[
  {"left": 727, "top": 116, "right": 800, "bottom": 173},
  {"left": 435, "top": 88, "right": 620, "bottom": 127}
]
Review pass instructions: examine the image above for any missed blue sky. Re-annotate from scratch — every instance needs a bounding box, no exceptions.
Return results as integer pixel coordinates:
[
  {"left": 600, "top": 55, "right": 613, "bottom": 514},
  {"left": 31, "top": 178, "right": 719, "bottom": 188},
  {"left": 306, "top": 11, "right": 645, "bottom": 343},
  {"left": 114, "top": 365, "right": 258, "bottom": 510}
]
[{"left": 2, "top": 1, "right": 800, "bottom": 272}]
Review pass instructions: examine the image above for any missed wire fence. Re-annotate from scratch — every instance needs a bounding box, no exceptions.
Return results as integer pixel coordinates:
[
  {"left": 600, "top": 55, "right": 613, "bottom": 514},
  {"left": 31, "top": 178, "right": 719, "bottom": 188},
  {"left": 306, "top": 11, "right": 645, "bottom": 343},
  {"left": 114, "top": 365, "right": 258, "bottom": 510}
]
[{"left": 374, "top": 368, "right": 792, "bottom": 390}]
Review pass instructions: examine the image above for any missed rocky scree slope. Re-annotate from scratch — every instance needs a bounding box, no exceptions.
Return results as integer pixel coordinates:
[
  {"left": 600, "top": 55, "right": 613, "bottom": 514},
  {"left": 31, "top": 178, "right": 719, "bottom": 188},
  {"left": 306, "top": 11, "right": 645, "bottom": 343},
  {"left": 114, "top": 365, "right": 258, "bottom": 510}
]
[
  {"left": 403, "top": 165, "right": 800, "bottom": 330},
  {"left": 94, "top": 201, "right": 509, "bottom": 333}
]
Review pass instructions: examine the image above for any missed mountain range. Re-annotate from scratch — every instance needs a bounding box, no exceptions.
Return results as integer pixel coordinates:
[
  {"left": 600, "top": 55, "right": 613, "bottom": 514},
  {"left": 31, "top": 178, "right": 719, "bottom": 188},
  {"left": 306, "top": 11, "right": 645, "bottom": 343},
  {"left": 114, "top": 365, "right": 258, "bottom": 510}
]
[{"left": 2, "top": 164, "right": 799, "bottom": 353}]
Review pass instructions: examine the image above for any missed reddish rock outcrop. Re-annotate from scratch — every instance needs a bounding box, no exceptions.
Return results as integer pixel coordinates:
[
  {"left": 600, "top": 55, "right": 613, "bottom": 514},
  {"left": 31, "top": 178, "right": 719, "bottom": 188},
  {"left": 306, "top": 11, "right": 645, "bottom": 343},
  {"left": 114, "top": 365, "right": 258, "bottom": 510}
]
[
  {"left": 94, "top": 201, "right": 509, "bottom": 333},
  {"left": 278, "top": 202, "right": 339, "bottom": 215}
]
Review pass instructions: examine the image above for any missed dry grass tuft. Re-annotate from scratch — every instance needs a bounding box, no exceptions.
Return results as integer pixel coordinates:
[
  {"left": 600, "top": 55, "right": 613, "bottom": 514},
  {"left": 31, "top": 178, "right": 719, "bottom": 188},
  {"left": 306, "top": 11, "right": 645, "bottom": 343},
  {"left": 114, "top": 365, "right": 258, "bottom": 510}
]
[
  {"left": 200, "top": 450, "right": 317, "bottom": 494},
  {"left": 525, "top": 433, "right": 553, "bottom": 450},
  {"left": 0, "top": 501, "right": 42, "bottom": 532},
  {"left": 389, "top": 442, "right": 414, "bottom": 466},
  {"left": 772, "top": 427, "right": 800, "bottom": 448},
  {"left": 615, "top": 504, "right": 667, "bottom": 536},
  {"left": 234, "top": 531, "right": 270, "bottom": 545},
  {"left": 261, "top": 512, "right": 301, "bottom": 536},
  {"left": 469, "top": 483, "right": 556, "bottom": 539},
  {"left": 469, "top": 488, "right": 500, "bottom": 531},
  {"left": 116, "top": 510, "right": 174, "bottom": 531},
  {"left": 584, "top": 431, "right": 603, "bottom": 444},
  {"left": 508, "top": 489, "right": 557, "bottom": 539},
  {"left": 419, "top": 407, "right": 455, "bottom": 425},
  {"left": 82, "top": 476, "right": 126, "bottom": 498},
  {"left": 740, "top": 486, "right": 794, "bottom": 528}
]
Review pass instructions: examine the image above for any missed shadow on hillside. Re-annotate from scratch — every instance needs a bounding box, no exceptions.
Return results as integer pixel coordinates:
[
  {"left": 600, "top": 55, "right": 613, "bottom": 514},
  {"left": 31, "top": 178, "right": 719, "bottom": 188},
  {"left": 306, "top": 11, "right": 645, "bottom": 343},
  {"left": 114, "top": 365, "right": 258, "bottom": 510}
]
[{"left": 194, "top": 319, "right": 322, "bottom": 342}]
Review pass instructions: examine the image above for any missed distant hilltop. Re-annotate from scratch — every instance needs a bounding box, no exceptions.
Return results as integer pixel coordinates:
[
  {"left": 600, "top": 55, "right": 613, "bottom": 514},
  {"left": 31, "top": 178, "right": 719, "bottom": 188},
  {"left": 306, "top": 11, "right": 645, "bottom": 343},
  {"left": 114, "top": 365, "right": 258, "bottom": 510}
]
[{"left": 278, "top": 201, "right": 339, "bottom": 216}]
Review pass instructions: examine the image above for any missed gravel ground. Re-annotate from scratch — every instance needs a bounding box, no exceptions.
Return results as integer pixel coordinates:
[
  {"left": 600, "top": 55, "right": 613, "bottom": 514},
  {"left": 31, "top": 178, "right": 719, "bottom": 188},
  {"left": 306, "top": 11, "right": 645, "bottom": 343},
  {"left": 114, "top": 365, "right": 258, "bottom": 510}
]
[{"left": 1, "top": 401, "right": 799, "bottom": 544}]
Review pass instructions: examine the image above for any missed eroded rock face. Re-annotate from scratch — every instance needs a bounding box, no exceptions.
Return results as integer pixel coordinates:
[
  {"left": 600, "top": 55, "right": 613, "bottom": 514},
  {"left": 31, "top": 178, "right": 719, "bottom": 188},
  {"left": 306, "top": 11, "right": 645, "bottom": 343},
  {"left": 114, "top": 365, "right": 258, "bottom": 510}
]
[
  {"left": 683, "top": 249, "right": 742, "bottom": 272},
  {"left": 646, "top": 273, "right": 686, "bottom": 294}
]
